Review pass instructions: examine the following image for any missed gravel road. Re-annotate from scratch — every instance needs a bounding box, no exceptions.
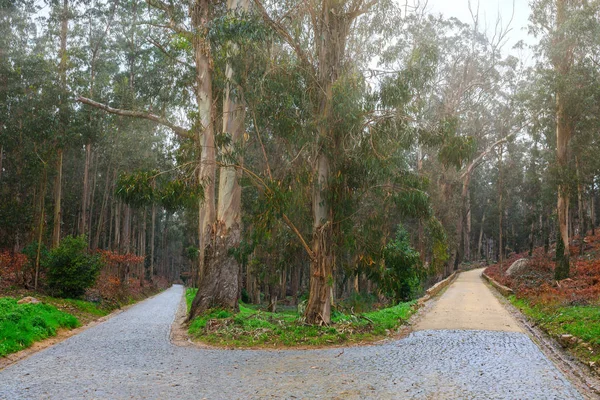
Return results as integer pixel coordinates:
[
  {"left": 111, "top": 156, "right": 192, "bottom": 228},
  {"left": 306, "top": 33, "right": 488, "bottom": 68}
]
[{"left": 0, "top": 283, "right": 584, "bottom": 399}]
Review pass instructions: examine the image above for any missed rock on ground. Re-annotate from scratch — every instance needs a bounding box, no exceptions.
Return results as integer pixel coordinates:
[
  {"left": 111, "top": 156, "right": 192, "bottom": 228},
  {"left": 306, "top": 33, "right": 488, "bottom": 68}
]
[{"left": 506, "top": 258, "right": 529, "bottom": 277}]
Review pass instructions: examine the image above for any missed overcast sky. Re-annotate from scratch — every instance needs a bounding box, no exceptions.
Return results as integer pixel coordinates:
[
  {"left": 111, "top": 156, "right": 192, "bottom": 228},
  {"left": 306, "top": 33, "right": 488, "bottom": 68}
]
[{"left": 423, "top": 0, "right": 535, "bottom": 61}]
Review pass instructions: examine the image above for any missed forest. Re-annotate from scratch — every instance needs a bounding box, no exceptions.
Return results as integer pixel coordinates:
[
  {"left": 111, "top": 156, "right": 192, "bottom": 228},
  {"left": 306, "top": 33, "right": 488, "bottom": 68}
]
[{"left": 1, "top": 0, "right": 600, "bottom": 335}]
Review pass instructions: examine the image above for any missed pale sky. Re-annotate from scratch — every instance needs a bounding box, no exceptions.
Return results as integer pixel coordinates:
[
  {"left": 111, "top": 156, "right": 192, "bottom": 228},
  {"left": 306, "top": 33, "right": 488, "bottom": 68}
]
[{"left": 424, "top": 0, "right": 535, "bottom": 62}]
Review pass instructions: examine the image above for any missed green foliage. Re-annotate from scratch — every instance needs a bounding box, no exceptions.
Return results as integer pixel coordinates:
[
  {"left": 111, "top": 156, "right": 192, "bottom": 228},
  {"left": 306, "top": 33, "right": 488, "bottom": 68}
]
[
  {"left": 0, "top": 297, "right": 79, "bottom": 357},
  {"left": 378, "top": 226, "right": 425, "bottom": 302},
  {"left": 116, "top": 170, "right": 203, "bottom": 211},
  {"left": 185, "top": 289, "right": 415, "bottom": 347},
  {"left": 438, "top": 135, "right": 477, "bottom": 170},
  {"left": 45, "top": 236, "right": 103, "bottom": 298}
]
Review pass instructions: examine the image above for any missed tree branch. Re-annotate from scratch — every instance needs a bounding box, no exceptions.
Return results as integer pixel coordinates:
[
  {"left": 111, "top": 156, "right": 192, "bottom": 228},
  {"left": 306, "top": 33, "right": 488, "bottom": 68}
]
[
  {"left": 252, "top": 0, "right": 316, "bottom": 76},
  {"left": 146, "top": 36, "right": 195, "bottom": 69},
  {"left": 460, "top": 131, "right": 518, "bottom": 180},
  {"left": 77, "top": 96, "right": 192, "bottom": 140},
  {"left": 144, "top": 0, "right": 189, "bottom": 35}
]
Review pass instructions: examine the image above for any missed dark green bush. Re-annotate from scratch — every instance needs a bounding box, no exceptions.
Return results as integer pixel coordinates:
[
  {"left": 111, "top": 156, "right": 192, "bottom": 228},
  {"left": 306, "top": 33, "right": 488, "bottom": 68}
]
[
  {"left": 379, "top": 226, "right": 426, "bottom": 302},
  {"left": 46, "top": 235, "right": 103, "bottom": 298}
]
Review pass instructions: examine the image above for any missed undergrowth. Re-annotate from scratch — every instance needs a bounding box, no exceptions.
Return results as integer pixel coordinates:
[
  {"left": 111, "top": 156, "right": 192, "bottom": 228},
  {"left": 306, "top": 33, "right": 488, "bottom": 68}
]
[
  {"left": 185, "top": 288, "right": 415, "bottom": 347},
  {"left": 0, "top": 297, "right": 79, "bottom": 357}
]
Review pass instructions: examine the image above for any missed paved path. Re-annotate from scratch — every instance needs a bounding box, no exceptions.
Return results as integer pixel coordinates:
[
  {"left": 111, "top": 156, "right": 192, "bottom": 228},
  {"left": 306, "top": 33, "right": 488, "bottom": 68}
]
[
  {"left": 0, "top": 280, "right": 584, "bottom": 399},
  {"left": 416, "top": 268, "right": 522, "bottom": 332}
]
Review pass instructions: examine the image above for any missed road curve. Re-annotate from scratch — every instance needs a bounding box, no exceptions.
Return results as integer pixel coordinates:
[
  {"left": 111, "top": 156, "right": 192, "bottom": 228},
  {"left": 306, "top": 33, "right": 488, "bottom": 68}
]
[{"left": 0, "top": 283, "right": 583, "bottom": 399}]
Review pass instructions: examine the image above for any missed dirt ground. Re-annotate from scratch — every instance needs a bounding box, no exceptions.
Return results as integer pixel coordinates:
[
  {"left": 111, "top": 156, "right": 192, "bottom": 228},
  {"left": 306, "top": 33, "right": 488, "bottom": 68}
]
[{"left": 415, "top": 268, "right": 522, "bottom": 332}]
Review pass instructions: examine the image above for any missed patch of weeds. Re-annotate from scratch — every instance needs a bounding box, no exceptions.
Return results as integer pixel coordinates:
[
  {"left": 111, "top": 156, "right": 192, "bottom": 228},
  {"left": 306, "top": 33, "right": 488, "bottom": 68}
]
[{"left": 0, "top": 297, "right": 79, "bottom": 357}]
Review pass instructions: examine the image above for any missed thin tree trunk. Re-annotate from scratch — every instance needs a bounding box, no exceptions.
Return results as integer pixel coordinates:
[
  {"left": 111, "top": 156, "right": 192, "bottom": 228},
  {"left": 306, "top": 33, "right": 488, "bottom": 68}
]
[
  {"left": 576, "top": 157, "right": 585, "bottom": 254},
  {"left": 591, "top": 180, "right": 596, "bottom": 235},
  {"left": 123, "top": 204, "right": 131, "bottom": 254},
  {"left": 477, "top": 202, "right": 487, "bottom": 259},
  {"left": 93, "top": 165, "right": 111, "bottom": 250},
  {"left": 52, "top": 149, "right": 63, "bottom": 247},
  {"left": 554, "top": 0, "right": 574, "bottom": 280},
  {"left": 35, "top": 166, "right": 48, "bottom": 292},
  {"left": 53, "top": 0, "right": 69, "bottom": 248},
  {"left": 80, "top": 143, "right": 92, "bottom": 237},
  {"left": 150, "top": 202, "right": 156, "bottom": 280},
  {"left": 114, "top": 200, "right": 121, "bottom": 251},
  {"left": 498, "top": 146, "right": 504, "bottom": 266}
]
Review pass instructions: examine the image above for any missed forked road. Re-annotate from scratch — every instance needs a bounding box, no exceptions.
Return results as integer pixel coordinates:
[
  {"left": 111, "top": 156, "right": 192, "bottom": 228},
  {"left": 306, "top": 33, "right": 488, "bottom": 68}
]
[{"left": 0, "top": 269, "right": 584, "bottom": 399}]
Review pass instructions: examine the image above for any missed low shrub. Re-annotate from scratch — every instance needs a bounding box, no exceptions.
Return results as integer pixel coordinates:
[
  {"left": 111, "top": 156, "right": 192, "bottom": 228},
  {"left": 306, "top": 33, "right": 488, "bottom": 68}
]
[
  {"left": 46, "top": 236, "right": 103, "bottom": 298},
  {"left": 378, "top": 226, "right": 426, "bottom": 302}
]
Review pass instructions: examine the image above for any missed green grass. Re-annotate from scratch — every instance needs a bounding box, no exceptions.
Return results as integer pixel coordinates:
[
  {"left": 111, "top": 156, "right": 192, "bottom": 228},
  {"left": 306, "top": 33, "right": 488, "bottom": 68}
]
[
  {"left": 186, "top": 288, "right": 198, "bottom": 312},
  {"left": 43, "top": 297, "right": 110, "bottom": 317},
  {"left": 510, "top": 296, "right": 600, "bottom": 363},
  {"left": 0, "top": 297, "right": 80, "bottom": 357},
  {"left": 185, "top": 288, "right": 416, "bottom": 348}
]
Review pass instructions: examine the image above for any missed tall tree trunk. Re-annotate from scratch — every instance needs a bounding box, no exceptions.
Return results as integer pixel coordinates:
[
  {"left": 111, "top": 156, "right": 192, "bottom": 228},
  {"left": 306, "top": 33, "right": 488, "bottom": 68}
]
[
  {"left": 150, "top": 202, "right": 156, "bottom": 280},
  {"left": 554, "top": 0, "right": 574, "bottom": 280},
  {"left": 189, "top": 0, "right": 248, "bottom": 320},
  {"left": 53, "top": 0, "right": 69, "bottom": 248},
  {"left": 498, "top": 146, "right": 504, "bottom": 266},
  {"left": 192, "top": 0, "right": 216, "bottom": 289}
]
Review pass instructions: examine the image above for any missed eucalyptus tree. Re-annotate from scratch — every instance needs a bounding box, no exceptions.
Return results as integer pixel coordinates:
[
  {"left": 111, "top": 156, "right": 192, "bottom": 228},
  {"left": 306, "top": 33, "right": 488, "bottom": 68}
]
[{"left": 529, "top": 0, "right": 600, "bottom": 278}]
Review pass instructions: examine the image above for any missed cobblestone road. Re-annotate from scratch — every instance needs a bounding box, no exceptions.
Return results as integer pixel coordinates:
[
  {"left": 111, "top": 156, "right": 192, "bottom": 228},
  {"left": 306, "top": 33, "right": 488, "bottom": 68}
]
[{"left": 0, "top": 284, "right": 584, "bottom": 399}]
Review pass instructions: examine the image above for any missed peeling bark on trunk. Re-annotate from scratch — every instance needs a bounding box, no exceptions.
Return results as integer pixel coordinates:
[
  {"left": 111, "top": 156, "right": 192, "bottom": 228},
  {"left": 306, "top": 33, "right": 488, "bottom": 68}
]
[
  {"left": 305, "top": 154, "right": 334, "bottom": 325},
  {"left": 188, "top": 0, "right": 248, "bottom": 320},
  {"left": 193, "top": 0, "right": 216, "bottom": 288}
]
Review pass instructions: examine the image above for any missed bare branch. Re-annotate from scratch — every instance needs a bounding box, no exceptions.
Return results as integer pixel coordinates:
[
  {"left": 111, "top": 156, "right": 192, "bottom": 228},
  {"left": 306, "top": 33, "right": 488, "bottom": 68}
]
[
  {"left": 145, "top": 0, "right": 189, "bottom": 35},
  {"left": 146, "top": 36, "right": 194, "bottom": 69},
  {"left": 77, "top": 96, "right": 192, "bottom": 140},
  {"left": 460, "top": 127, "right": 521, "bottom": 180},
  {"left": 252, "top": 0, "right": 316, "bottom": 75}
]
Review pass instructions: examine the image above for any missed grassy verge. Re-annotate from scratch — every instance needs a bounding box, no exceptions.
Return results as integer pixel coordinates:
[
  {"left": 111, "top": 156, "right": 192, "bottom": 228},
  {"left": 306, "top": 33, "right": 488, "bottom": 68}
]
[
  {"left": 510, "top": 296, "right": 600, "bottom": 365},
  {"left": 41, "top": 297, "right": 111, "bottom": 325},
  {"left": 0, "top": 297, "right": 79, "bottom": 357},
  {"left": 185, "top": 288, "right": 415, "bottom": 347}
]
